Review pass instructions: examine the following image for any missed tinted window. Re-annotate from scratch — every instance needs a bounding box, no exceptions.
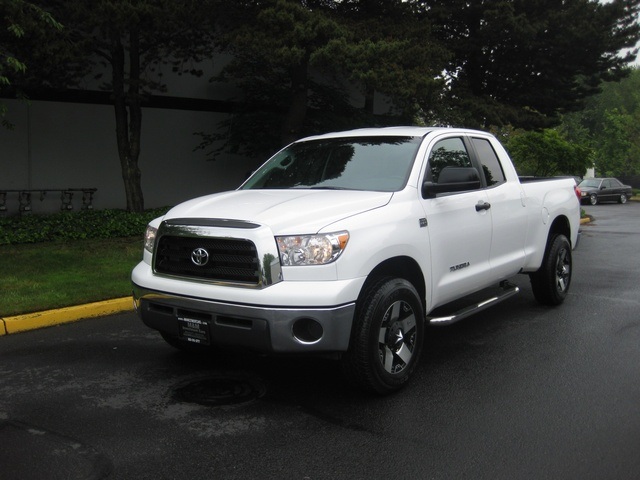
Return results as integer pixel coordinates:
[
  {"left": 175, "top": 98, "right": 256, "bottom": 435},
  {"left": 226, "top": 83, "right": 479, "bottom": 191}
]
[
  {"left": 241, "top": 136, "right": 422, "bottom": 192},
  {"left": 471, "top": 137, "right": 506, "bottom": 186},
  {"left": 426, "top": 137, "right": 473, "bottom": 184}
]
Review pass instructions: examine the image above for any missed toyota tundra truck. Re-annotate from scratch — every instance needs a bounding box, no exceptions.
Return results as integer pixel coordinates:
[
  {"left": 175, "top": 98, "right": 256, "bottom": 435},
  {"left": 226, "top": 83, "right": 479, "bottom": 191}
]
[{"left": 132, "top": 127, "right": 581, "bottom": 394}]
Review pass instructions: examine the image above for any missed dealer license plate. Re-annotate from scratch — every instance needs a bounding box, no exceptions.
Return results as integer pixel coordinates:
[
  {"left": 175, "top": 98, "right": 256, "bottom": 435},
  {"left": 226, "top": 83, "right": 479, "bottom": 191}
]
[{"left": 177, "top": 316, "right": 211, "bottom": 346}]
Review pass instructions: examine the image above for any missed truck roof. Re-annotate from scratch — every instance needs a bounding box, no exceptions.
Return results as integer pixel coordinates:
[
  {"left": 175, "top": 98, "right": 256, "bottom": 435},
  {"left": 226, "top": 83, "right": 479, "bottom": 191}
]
[{"left": 297, "top": 126, "right": 488, "bottom": 142}]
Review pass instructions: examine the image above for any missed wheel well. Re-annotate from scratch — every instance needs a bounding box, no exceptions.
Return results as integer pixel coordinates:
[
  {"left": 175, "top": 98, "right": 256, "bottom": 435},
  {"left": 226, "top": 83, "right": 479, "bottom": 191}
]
[
  {"left": 549, "top": 215, "right": 571, "bottom": 245},
  {"left": 360, "top": 256, "right": 426, "bottom": 309}
]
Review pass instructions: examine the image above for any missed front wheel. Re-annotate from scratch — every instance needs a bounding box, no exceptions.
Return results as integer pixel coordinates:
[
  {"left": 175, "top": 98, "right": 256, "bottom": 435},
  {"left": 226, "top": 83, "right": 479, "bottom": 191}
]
[
  {"left": 342, "top": 277, "right": 425, "bottom": 394},
  {"left": 589, "top": 193, "right": 598, "bottom": 205},
  {"left": 529, "top": 234, "right": 572, "bottom": 306},
  {"left": 619, "top": 193, "right": 628, "bottom": 204}
]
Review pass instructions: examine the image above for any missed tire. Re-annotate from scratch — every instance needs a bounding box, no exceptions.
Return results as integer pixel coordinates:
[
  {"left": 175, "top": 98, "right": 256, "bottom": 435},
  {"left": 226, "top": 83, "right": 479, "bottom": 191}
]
[
  {"left": 589, "top": 193, "right": 598, "bottom": 205},
  {"left": 342, "top": 277, "right": 425, "bottom": 394},
  {"left": 529, "top": 234, "right": 572, "bottom": 306},
  {"left": 619, "top": 194, "right": 628, "bottom": 204}
]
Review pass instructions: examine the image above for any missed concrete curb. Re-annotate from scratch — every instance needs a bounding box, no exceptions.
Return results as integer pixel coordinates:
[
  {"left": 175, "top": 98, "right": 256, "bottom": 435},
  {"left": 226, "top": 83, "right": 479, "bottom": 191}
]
[{"left": 0, "top": 297, "right": 133, "bottom": 336}]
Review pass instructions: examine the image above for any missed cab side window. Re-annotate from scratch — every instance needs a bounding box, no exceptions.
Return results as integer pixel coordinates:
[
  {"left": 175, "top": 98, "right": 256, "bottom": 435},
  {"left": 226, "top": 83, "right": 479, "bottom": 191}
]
[
  {"left": 426, "top": 137, "right": 473, "bottom": 184},
  {"left": 471, "top": 137, "right": 506, "bottom": 187}
]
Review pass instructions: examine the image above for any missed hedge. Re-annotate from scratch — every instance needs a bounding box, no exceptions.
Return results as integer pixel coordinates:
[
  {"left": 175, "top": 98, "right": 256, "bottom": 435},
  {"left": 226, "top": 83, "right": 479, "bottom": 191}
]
[{"left": 0, "top": 207, "right": 171, "bottom": 245}]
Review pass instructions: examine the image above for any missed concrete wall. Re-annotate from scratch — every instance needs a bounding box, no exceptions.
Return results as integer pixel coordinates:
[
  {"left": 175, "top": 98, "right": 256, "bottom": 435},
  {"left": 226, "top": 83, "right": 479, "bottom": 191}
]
[{"left": 0, "top": 98, "right": 255, "bottom": 214}]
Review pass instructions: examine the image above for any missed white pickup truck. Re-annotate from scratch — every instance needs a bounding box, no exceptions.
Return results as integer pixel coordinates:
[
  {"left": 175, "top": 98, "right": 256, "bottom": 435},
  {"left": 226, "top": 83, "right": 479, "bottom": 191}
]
[{"left": 132, "top": 127, "right": 581, "bottom": 394}]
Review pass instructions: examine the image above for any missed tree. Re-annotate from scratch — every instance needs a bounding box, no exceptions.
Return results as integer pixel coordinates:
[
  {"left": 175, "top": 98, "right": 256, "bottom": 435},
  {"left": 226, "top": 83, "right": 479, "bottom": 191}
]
[
  {"left": 327, "top": 0, "right": 448, "bottom": 122},
  {"left": 421, "top": 0, "right": 640, "bottom": 129},
  {"left": 505, "top": 128, "right": 592, "bottom": 177},
  {"left": 204, "top": 0, "right": 356, "bottom": 159},
  {"left": 0, "top": 0, "right": 62, "bottom": 128},
  {"left": 202, "top": 0, "right": 449, "bottom": 160},
  {"left": 4, "top": 0, "right": 217, "bottom": 212},
  {"left": 562, "top": 68, "right": 640, "bottom": 177},
  {"left": 597, "top": 108, "right": 639, "bottom": 177}
]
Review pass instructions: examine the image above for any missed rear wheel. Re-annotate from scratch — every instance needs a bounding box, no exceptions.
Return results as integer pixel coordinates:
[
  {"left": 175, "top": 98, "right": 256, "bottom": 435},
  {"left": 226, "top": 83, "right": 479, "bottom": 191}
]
[
  {"left": 342, "top": 277, "right": 424, "bottom": 394},
  {"left": 529, "top": 234, "right": 572, "bottom": 306}
]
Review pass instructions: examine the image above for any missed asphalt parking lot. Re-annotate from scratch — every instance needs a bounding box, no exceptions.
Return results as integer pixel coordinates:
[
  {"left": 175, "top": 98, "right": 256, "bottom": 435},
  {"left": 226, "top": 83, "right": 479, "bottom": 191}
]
[{"left": 1, "top": 201, "right": 640, "bottom": 479}]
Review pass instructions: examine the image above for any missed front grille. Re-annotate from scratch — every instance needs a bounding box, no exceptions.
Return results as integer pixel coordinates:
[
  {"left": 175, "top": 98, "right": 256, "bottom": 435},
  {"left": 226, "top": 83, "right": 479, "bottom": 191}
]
[{"left": 154, "top": 235, "right": 260, "bottom": 284}]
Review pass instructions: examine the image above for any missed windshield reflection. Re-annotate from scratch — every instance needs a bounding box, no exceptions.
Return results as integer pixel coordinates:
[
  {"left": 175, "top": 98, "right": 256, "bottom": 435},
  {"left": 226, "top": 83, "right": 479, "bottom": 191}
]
[{"left": 241, "top": 136, "right": 422, "bottom": 192}]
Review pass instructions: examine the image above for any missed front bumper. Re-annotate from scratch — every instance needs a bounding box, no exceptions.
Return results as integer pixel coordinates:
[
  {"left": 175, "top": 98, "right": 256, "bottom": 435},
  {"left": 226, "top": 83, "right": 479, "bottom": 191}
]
[{"left": 132, "top": 283, "right": 356, "bottom": 353}]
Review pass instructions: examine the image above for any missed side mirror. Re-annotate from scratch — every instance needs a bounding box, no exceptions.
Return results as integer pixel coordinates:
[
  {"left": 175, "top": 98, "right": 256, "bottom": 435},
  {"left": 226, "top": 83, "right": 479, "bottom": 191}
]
[{"left": 422, "top": 167, "right": 481, "bottom": 198}]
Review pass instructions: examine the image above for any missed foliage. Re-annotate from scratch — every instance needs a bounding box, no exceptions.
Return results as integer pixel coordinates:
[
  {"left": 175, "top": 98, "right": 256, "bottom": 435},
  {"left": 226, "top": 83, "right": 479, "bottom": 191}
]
[
  {"left": 0, "top": 207, "right": 169, "bottom": 245},
  {"left": 325, "top": 0, "right": 449, "bottom": 122},
  {"left": 0, "top": 0, "right": 62, "bottom": 128},
  {"left": 505, "top": 128, "right": 592, "bottom": 177},
  {"left": 198, "top": 0, "right": 358, "bottom": 160},
  {"left": 419, "top": 0, "right": 640, "bottom": 130},
  {"left": 200, "top": 0, "right": 449, "bottom": 160},
  {"left": 202, "top": 0, "right": 640, "bottom": 160},
  {"left": 561, "top": 68, "right": 640, "bottom": 177}
]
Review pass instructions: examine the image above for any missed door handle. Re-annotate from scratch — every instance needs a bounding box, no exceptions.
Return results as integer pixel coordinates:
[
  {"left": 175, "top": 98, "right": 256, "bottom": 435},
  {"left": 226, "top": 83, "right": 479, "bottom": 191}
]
[{"left": 475, "top": 201, "right": 491, "bottom": 211}]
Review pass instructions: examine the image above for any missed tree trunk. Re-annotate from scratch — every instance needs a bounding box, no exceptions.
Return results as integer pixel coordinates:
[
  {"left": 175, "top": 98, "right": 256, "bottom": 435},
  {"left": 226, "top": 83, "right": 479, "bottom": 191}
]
[
  {"left": 364, "top": 84, "right": 375, "bottom": 115},
  {"left": 280, "top": 59, "right": 309, "bottom": 147},
  {"left": 110, "top": 28, "right": 144, "bottom": 212}
]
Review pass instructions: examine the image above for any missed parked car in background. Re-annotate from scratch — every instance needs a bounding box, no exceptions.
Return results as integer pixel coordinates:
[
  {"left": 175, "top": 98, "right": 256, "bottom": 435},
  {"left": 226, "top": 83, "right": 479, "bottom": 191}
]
[{"left": 578, "top": 177, "right": 633, "bottom": 205}]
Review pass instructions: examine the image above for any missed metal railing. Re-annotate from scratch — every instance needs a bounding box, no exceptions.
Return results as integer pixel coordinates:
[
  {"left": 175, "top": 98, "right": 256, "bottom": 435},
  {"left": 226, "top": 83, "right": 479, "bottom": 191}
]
[{"left": 0, "top": 188, "right": 97, "bottom": 214}]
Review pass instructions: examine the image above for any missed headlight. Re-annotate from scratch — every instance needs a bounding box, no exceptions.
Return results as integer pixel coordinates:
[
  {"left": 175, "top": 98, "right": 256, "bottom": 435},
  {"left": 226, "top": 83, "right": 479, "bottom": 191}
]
[
  {"left": 144, "top": 225, "right": 158, "bottom": 253},
  {"left": 276, "top": 231, "right": 349, "bottom": 266}
]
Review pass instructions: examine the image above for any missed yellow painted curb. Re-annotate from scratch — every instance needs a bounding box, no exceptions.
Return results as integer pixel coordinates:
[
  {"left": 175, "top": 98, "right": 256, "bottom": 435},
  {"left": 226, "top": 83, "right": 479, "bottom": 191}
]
[{"left": 1, "top": 297, "right": 133, "bottom": 335}]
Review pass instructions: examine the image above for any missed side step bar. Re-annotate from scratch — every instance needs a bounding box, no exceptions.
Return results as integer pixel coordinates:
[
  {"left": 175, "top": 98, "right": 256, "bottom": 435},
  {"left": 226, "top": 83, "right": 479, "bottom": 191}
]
[{"left": 427, "top": 281, "right": 520, "bottom": 326}]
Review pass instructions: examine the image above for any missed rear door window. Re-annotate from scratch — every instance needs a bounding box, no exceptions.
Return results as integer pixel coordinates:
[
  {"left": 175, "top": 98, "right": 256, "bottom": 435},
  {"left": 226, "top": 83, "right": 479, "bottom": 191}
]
[{"left": 471, "top": 137, "right": 506, "bottom": 187}]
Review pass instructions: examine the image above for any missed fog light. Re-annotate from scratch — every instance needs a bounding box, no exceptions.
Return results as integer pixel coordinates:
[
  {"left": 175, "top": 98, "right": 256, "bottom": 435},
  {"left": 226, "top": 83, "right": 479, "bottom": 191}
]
[{"left": 292, "top": 318, "right": 323, "bottom": 344}]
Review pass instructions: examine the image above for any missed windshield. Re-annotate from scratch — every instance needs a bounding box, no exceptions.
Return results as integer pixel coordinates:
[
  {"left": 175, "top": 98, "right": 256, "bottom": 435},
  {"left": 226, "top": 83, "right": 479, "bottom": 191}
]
[
  {"left": 240, "top": 136, "right": 422, "bottom": 192},
  {"left": 578, "top": 179, "right": 601, "bottom": 188}
]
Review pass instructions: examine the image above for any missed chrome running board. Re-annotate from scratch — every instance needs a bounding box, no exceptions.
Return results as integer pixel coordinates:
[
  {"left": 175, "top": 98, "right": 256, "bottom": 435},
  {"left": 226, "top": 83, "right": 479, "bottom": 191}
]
[{"left": 427, "top": 281, "right": 520, "bottom": 326}]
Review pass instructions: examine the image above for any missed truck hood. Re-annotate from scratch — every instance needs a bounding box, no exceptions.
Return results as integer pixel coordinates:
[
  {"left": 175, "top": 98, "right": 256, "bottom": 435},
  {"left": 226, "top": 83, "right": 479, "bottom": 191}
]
[{"left": 163, "top": 189, "right": 393, "bottom": 234}]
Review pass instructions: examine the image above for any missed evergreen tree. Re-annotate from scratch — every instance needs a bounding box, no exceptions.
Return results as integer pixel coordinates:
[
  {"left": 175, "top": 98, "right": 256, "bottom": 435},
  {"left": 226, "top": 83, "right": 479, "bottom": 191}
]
[
  {"left": 205, "top": 0, "right": 449, "bottom": 159},
  {"left": 421, "top": 0, "right": 640, "bottom": 129}
]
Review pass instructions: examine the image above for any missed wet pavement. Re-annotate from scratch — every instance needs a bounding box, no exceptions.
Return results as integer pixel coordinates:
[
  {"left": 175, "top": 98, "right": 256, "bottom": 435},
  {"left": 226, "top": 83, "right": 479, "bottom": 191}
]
[{"left": 1, "top": 202, "right": 640, "bottom": 479}]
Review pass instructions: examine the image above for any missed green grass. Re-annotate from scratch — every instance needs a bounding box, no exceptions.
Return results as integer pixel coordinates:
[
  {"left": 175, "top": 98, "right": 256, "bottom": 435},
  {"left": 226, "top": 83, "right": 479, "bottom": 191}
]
[{"left": 0, "top": 237, "right": 143, "bottom": 316}]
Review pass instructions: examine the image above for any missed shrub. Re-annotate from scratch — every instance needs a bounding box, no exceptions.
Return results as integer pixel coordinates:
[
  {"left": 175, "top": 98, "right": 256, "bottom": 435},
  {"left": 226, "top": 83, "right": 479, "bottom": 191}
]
[{"left": 0, "top": 207, "right": 171, "bottom": 245}]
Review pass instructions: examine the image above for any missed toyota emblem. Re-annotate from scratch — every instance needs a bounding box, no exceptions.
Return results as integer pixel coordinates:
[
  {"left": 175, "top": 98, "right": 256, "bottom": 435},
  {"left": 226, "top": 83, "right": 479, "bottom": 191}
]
[{"left": 191, "top": 247, "right": 210, "bottom": 266}]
